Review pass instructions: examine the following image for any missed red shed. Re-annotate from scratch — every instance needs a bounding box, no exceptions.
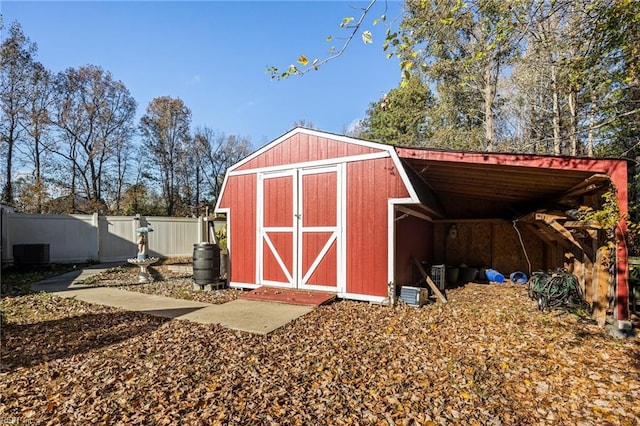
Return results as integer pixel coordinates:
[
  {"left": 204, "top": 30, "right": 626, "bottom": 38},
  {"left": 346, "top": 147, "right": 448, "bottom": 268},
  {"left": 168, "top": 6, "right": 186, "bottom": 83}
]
[{"left": 215, "top": 128, "right": 631, "bottom": 326}]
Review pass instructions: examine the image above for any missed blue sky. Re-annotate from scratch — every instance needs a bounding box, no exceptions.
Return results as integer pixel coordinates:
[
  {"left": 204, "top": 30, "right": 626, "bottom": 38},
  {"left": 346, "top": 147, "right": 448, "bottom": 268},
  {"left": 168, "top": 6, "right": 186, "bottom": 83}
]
[{"left": 1, "top": 0, "right": 405, "bottom": 148}]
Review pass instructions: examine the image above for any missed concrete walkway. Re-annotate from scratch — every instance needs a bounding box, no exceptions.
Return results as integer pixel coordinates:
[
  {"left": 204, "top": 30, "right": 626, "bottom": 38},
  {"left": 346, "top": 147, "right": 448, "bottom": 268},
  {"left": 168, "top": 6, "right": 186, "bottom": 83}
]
[{"left": 32, "top": 263, "right": 314, "bottom": 334}]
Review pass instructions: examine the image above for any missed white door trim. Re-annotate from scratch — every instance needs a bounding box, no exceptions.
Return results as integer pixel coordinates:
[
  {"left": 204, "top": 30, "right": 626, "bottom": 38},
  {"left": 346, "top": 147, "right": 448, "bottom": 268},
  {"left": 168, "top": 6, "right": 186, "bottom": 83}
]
[
  {"left": 297, "top": 165, "right": 343, "bottom": 292},
  {"left": 257, "top": 170, "right": 297, "bottom": 288}
]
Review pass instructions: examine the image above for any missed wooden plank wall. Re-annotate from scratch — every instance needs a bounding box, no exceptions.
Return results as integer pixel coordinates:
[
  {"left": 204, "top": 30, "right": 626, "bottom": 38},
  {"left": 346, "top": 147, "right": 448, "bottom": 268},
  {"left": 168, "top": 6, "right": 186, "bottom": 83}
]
[{"left": 433, "top": 221, "right": 544, "bottom": 278}]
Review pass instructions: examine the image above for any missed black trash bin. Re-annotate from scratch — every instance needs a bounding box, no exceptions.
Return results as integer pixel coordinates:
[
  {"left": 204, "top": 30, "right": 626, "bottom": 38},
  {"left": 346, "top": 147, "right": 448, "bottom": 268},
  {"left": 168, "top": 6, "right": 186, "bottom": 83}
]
[{"left": 193, "top": 243, "right": 221, "bottom": 285}]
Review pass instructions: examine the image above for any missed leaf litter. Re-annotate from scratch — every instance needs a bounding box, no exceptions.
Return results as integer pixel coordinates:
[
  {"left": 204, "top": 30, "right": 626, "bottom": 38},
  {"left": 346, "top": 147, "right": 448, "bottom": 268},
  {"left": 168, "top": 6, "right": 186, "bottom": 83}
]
[{"left": 1, "top": 283, "right": 639, "bottom": 425}]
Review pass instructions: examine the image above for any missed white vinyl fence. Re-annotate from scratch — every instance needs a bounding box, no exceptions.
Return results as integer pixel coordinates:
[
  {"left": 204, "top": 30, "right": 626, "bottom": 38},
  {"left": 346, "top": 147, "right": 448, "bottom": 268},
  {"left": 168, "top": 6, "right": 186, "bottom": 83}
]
[{"left": 0, "top": 210, "right": 223, "bottom": 265}]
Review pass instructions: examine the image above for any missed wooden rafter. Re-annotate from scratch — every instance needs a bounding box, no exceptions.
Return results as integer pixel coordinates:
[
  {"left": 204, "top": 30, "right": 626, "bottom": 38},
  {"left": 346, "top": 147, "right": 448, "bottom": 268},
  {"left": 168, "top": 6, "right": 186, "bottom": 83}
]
[{"left": 557, "top": 174, "right": 610, "bottom": 204}]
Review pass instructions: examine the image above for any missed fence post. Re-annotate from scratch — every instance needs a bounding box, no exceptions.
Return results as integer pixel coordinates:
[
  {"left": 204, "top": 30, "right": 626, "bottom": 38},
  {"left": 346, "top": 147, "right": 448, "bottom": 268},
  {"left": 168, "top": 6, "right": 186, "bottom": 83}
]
[
  {"left": 92, "top": 212, "right": 100, "bottom": 262},
  {"left": 0, "top": 208, "right": 7, "bottom": 266},
  {"left": 198, "top": 215, "right": 207, "bottom": 243},
  {"left": 132, "top": 214, "right": 140, "bottom": 259}
]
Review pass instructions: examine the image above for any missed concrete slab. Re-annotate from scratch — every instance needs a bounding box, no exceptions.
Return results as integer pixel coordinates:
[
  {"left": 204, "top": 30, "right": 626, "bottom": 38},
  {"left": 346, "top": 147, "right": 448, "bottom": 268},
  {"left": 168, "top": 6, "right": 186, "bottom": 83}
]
[
  {"left": 32, "top": 263, "right": 315, "bottom": 334},
  {"left": 33, "top": 262, "right": 125, "bottom": 293},
  {"left": 177, "top": 299, "right": 314, "bottom": 334},
  {"left": 48, "top": 287, "right": 210, "bottom": 312}
]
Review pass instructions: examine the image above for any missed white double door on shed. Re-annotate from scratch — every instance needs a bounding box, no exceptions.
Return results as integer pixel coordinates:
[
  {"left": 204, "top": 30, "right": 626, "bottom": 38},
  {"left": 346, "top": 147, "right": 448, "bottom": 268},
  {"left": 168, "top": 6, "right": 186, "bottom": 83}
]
[{"left": 257, "top": 165, "right": 344, "bottom": 292}]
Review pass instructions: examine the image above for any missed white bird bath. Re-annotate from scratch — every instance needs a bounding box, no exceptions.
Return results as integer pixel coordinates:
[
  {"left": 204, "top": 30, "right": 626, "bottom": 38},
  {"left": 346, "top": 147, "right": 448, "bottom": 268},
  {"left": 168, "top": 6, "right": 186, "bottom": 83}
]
[
  {"left": 127, "top": 256, "right": 159, "bottom": 283},
  {"left": 128, "top": 224, "right": 158, "bottom": 283}
]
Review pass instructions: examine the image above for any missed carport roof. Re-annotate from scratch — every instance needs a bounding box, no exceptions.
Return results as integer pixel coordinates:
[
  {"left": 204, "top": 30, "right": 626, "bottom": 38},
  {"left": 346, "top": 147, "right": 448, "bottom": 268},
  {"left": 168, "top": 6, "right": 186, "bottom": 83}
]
[{"left": 395, "top": 147, "right": 619, "bottom": 220}]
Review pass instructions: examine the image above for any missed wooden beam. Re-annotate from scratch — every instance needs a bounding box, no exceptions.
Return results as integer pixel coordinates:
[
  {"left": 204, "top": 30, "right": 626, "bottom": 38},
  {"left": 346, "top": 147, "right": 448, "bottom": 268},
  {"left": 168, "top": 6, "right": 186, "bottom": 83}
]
[
  {"left": 432, "top": 218, "right": 507, "bottom": 224},
  {"left": 562, "top": 183, "right": 598, "bottom": 198},
  {"left": 525, "top": 223, "right": 556, "bottom": 246},
  {"left": 534, "top": 212, "right": 569, "bottom": 222},
  {"left": 557, "top": 174, "right": 610, "bottom": 204},
  {"left": 425, "top": 172, "right": 566, "bottom": 187},
  {"left": 563, "top": 220, "right": 603, "bottom": 230},
  {"left": 544, "top": 219, "right": 593, "bottom": 259},
  {"left": 396, "top": 205, "right": 433, "bottom": 222},
  {"left": 518, "top": 212, "right": 537, "bottom": 223},
  {"left": 413, "top": 257, "right": 447, "bottom": 303},
  {"left": 562, "top": 174, "right": 610, "bottom": 195},
  {"left": 533, "top": 222, "right": 571, "bottom": 248},
  {"left": 414, "top": 159, "right": 594, "bottom": 178},
  {"left": 422, "top": 184, "right": 529, "bottom": 201}
]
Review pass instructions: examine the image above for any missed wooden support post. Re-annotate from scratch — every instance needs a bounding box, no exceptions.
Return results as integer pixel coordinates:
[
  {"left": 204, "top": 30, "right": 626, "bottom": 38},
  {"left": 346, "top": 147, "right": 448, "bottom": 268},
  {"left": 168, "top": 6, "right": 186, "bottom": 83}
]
[
  {"left": 584, "top": 251, "right": 594, "bottom": 304},
  {"left": 574, "top": 253, "right": 585, "bottom": 297},
  {"left": 412, "top": 258, "right": 447, "bottom": 303},
  {"left": 593, "top": 246, "right": 612, "bottom": 327}
]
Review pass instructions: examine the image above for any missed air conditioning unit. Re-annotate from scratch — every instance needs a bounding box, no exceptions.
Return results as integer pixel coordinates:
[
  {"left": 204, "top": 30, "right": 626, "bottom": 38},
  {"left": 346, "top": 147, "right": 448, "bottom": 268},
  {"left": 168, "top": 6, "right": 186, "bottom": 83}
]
[
  {"left": 399, "top": 286, "right": 429, "bottom": 307},
  {"left": 13, "top": 244, "right": 50, "bottom": 267}
]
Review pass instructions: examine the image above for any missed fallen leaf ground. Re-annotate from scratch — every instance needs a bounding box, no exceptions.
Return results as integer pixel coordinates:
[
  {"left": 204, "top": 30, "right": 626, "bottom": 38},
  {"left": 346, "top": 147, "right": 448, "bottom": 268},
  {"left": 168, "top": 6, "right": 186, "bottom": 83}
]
[
  {"left": 82, "top": 263, "right": 243, "bottom": 305},
  {"left": 1, "top": 283, "right": 639, "bottom": 425}
]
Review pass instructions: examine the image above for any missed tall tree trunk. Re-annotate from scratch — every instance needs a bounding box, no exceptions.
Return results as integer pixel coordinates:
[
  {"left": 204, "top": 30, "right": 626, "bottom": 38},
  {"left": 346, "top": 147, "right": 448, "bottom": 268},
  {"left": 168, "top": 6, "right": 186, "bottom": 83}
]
[
  {"left": 2, "top": 133, "right": 14, "bottom": 204},
  {"left": 70, "top": 163, "right": 76, "bottom": 213},
  {"left": 551, "top": 64, "right": 562, "bottom": 155},
  {"left": 568, "top": 89, "right": 579, "bottom": 156},
  {"left": 484, "top": 64, "right": 496, "bottom": 152},
  {"left": 587, "top": 89, "right": 596, "bottom": 157},
  {"left": 34, "top": 130, "right": 43, "bottom": 213},
  {"left": 195, "top": 166, "right": 201, "bottom": 215},
  {"left": 1, "top": 112, "right": 19, "bottom": 204}
]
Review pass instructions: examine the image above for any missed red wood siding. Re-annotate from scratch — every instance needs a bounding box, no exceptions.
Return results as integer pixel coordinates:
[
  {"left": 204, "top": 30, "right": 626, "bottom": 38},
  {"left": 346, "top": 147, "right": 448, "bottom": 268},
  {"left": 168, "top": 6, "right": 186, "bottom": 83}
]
[
  {"left": 346, "top": 157, "right": 411, "bottom": 296},
  {"left": 218, "top": 174, "right": 256, "bottom": 285},
  {"left": 301, "top": 171, "right": 338, "bottom": 287},
  {"left": 396, "top": 149, "right": 622, "bottom": 173},
  {"left": 237, "top": 133, "right": 380, "bottom": 171},
  {"left": 263, "top": 232, "right": 293, "bottom": 283},
  {"left": 394, "top": 216, "right": 434, "bottom": 285},
  {"left": 263, "top": 177, "right": 293, "bottom": 228},
  {"left": 303, "top": 233, "right": 337, "bottom": 286},
  {"left": 302, "top": 172, "right": 337, "bottom": 226},
  {"left": 609, "top": 163, "right": 629, "bottom": 321}
]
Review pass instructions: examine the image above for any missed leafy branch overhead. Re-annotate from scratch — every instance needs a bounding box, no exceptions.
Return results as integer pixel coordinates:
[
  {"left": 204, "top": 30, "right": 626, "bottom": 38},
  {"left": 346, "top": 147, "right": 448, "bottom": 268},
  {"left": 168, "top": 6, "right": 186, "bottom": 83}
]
[{"left": 266, "top": 0, "right": 382, "bottom": 80}]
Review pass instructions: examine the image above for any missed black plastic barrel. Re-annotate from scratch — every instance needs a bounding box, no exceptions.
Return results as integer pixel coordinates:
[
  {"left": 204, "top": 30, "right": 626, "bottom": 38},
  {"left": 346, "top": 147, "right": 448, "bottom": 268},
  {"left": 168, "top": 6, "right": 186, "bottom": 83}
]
[{"left": 193, "top": 243, "right": 221, "bottom": 285}]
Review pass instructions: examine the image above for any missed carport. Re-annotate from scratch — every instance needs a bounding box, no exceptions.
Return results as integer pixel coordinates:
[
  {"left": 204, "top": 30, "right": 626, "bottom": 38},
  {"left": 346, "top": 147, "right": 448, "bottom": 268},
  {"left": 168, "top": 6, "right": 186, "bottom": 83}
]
[{"left": 394, "top": 148, "right": 629, "bottom": 327}]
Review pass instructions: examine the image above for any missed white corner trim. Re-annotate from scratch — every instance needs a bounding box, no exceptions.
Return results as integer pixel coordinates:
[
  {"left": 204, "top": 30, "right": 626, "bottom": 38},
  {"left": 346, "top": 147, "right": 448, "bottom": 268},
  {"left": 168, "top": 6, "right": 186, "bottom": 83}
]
[
  {"left": 213, "top": 174, "right": 231, "bottom": 212},
  {"left": 387, "top": 202, "right": 396, "bottom": 293},
  {"left": 229, "top": 281, "right": 260, "bottom": 289},
  {"left": 338, "top": 292, "right": 388, "bottom": 304}
]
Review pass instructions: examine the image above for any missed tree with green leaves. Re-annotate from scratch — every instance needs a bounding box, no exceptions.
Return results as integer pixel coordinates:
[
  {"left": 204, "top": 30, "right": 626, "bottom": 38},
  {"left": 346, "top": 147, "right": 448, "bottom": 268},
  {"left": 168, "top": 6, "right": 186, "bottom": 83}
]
[
  {"left": 268, "top": 0, "right": 521, "bottom": 151},
  {"left": 139, "top": 96, "right": 192, "bottom": 216},
  {"left": 359, "top": 75, "right": 435, "bottom": 146},
  {"left": 399, "top": 0, "right": 523, "bottom": 151}
]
